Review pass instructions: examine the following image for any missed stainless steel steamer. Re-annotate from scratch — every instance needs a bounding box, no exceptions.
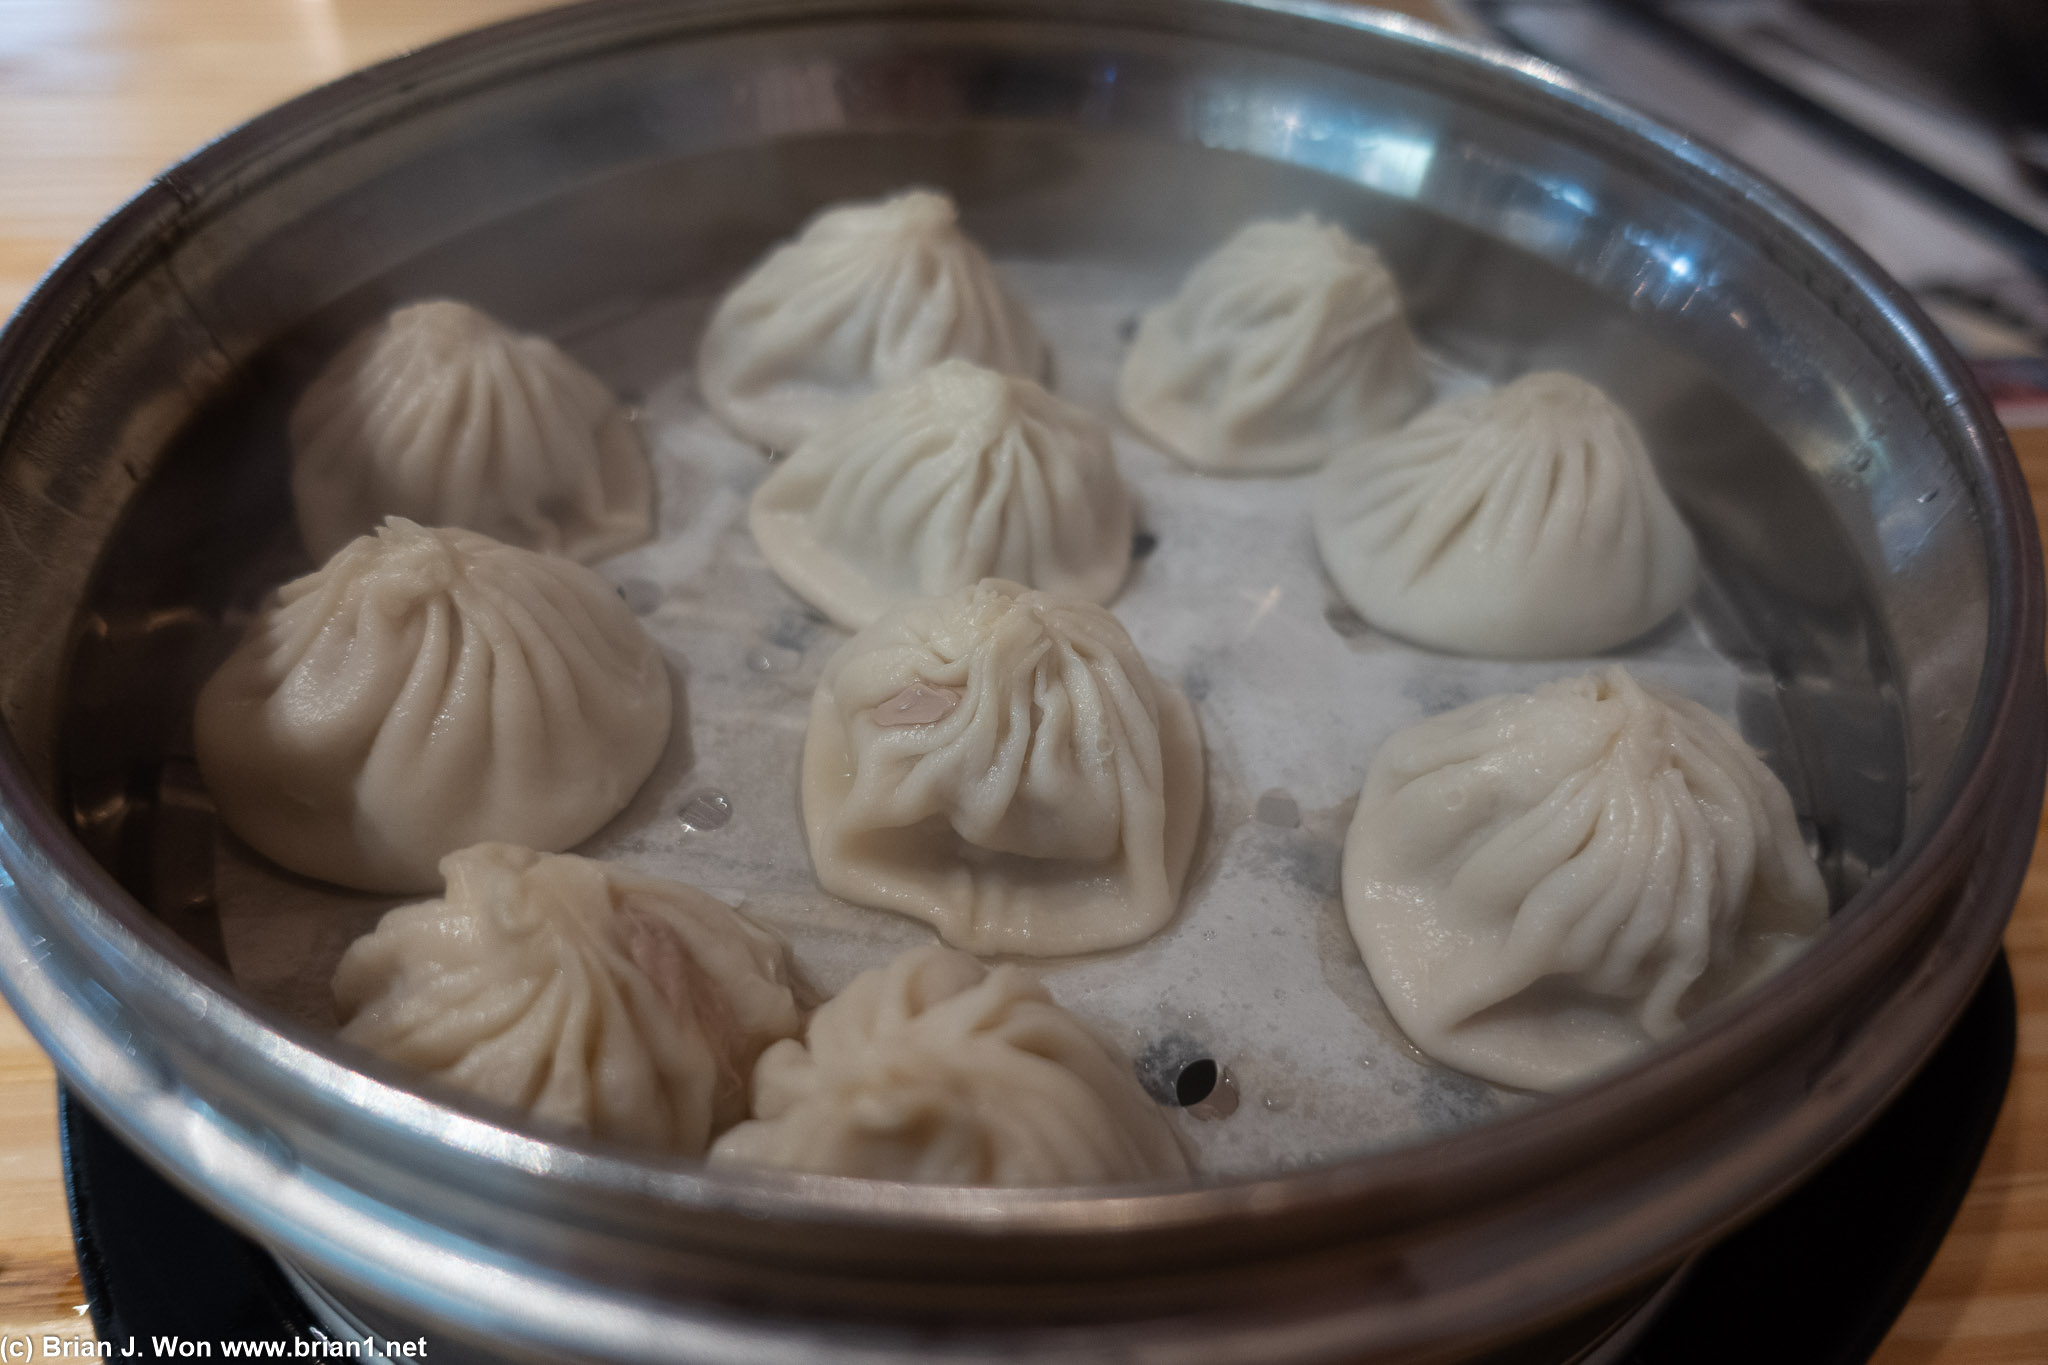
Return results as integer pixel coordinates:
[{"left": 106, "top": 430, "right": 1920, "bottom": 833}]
[{"left": 0, "top": 2, "right": 2039, "bottom": 1361}]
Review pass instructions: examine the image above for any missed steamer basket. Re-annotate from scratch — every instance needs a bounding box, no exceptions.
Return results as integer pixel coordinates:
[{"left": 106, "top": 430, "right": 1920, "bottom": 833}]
[{"left": 0, "top": 2, "right": 2040, "bottom": 1361}]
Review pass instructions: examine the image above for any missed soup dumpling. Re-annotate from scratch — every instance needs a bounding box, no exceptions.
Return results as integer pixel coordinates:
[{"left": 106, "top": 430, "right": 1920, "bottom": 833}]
[
  {"left": 1117, "top": 215, "right": 1428, "bottom": 474},
  {"left": 801, "top": 579, "right": 1204, "bottom": 957},
  {"left": 194, "top": 519, "right": 672, "bottom": 893},
  {"left": 335, "top": 843, "right": 801, "bottom": 1155},
  {"left": 1342, "top": 666, "right": 1828, "bottom": 1092},
  {"left": 1313, "top": 371, "right": 1699, "bottom": 657},
  {"left": 698, "top": 189, "right": 1046, "bottom": 451},
  {"left": 749, "top": 358, "right": 1133, "bottom": 631},
  {"left": 709, "top": 945, "right": 1187, "bottom": 1186},
  {"left": 291, "top": 299, "right": 652, "bottom": 565}
]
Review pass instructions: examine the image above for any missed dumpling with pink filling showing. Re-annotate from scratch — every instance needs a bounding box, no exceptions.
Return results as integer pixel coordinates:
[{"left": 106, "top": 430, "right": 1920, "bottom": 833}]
[
  {"left": 334, "top": 843, "right": 803, "bottom": 1156},
  {"left": 801, "top": 579, "right": 1204, "bottom": 957}
]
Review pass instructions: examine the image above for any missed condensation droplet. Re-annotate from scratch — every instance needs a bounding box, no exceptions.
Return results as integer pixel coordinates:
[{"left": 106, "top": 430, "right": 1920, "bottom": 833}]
[
  {"left": 1255, "top": 789, "right": 1300, "bottom": 828},
  {"left": 746, "top": 644, "right": 801, "bottom": 674},
  {"left": 1918, "top": 487, "right": 1941, "bottom": 504},
  {"left": 1262, "top": 1089, "right": 1295, "bottom": 1114},
  {"left": 677, "top": 790, "right": 733, "bottom": 833},
  {"left": 1850, "top": 450, "right": 1874, "bottom": 472}
]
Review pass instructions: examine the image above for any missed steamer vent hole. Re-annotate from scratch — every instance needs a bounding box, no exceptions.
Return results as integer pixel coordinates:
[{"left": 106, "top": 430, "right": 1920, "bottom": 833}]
[{"left": 1137, "top": 1031, "right": 1239, "bottom": 1120}]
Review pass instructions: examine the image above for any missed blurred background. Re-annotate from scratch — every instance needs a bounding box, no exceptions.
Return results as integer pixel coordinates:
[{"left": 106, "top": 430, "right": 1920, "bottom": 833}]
[{"left": 0, "top": 2, "right": 2041, "bottom": 1361}]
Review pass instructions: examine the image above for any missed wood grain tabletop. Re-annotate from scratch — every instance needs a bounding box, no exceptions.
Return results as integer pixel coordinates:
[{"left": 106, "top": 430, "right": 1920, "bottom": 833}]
[{"left": 0, "top": 2, "right": 2041, "bottom": 1360}]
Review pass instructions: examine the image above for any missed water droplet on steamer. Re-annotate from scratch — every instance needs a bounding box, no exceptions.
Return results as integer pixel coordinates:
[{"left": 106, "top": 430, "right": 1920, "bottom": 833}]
[
  {"left": 746, "top": 644, "right": 801, "bottom": 674},
  {"left": 677, "top": 790, "right": 733, "bottom": 833}
]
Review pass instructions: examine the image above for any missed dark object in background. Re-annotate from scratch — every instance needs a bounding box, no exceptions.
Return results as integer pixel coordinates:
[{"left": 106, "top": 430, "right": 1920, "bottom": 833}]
[
  {"left": 1626, "top": 950, "right": 2016, "bottom": 1365},
  {"left": 1974, "top": 0, "right": 2048, "bottom": 125},
  {"left": 1803, "top": 0, "right": 2048, "bottom": 190},
  {"left": 1795, "top": 0, "right": 2045, "bottom": 125},
  {"left": 1975, "top": 0, "right": 2048, "bottom": 188},
  {"left": 1587, "top": 0, "right": 2048, "bottom": 273}
]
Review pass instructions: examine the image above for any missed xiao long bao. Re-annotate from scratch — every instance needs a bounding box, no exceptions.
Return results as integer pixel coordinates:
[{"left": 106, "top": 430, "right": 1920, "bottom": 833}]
[
  {"left": 1342, "top": 667, "right": 1829, "bottom": 1092},
  {"left": 290, "top": 299, "right": 652, "bottom": 564},
  {"left": 194, "top": 519, "right": 672, "bottom": 893},
  {"left": 710, "top": 945, "right": 1188, "bottom": 1186},
  {"left": 698, "top": 189, "right": 1046, "bottom": 451},
  {"left": 334, "top": 844, "right": 802, "bottom": 1156},
  {"left": 1118, "top": 214, "right": 1429, "bottom": 474},
  {"left": 801, "top": 579, "right": 1204, "bottom": 957},
  {"left": 1313, "top": 371, "right": 1699, "bottom": 657},
  {"left": 748, "top": 358, "right": 1133, "bottom": 631}
]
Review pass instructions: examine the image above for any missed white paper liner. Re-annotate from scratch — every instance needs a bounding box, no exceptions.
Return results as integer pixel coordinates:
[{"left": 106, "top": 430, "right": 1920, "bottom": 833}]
[{"left": 217, "top": 258, "right": 1761, "bottom": 1178}]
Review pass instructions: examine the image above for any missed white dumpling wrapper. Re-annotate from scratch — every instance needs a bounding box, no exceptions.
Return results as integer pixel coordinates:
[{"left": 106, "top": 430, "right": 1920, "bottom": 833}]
[
  {"left": 801, "top": 579, "right": 1204, "bottom": 957},
  {"left": 334, "top": 843, "right": 801, "bottom": 1155},
  {"left": 290, "top": 299, "right": 652, "bottom": 564},
  {"left": 748, "top": 358, "right": 1133, "bottom": 631},
  {"left": 697, "top": 189, "right": 1047, "bottom": 451},
  {"left": 1117, "top": 215, "right": 1428, "bottom": 474},
  {"left": 194, "top": 518, "right": 672, "bottom": 893},
  {"left": 1343, "top": 666, "right": 1828, "bottom": 1092},
  {"left": 1313, "top": 371, "right": 1700, "bottom": 657},
  {"left": 708, "top": 945, "right": 1188, "bottom": 1185}
]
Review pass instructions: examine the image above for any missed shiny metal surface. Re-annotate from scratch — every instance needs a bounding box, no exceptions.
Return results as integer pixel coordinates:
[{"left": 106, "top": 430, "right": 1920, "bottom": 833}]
[{"left": 0, "top": 1, "right": 2040, "bottom": 1361}]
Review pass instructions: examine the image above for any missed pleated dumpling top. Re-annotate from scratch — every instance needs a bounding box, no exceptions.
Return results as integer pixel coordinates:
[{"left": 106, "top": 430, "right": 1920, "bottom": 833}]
[
  {"left": 698, "top": 189, "right": 1046, "bottom": 451},
  {"left": 290, "top": 299, "right": 651, "bottom": 564}
]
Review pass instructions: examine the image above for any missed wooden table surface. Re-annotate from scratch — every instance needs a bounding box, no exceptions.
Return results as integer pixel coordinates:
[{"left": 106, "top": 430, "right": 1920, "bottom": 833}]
[{"left": 0, "top": 2, "right": 2042, "bottom": 1360}]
